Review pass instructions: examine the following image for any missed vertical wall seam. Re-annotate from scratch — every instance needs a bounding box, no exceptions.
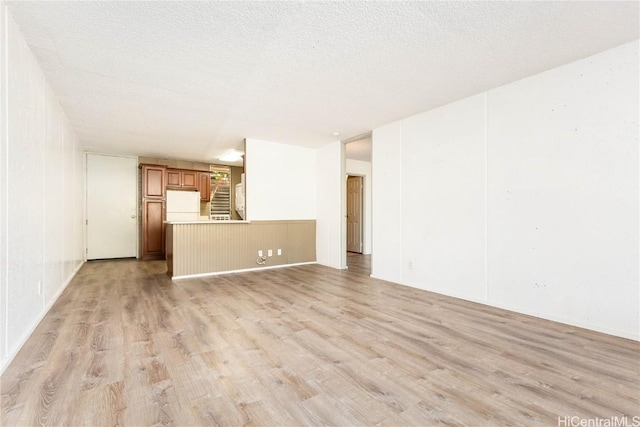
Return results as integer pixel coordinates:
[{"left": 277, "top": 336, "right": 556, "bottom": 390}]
[
  {"left": 76, "top": 134, "right": 81, "bottom": 268},
  {"left": 60, "top": 106, "right": 64, "bottom": 284},
  {"left": 2, "top": 4, "right": 9, "bottom": 360},
  {"left": 484, "top": 92, "right": 489, "bottom": 302},
  {"left": 63, "top": 116, "right": 67, "bottom": 283},
  {"left": 399, "top": 120, "right": 403, "bottom": 284},
  {"left": 41, "top": 68, "right": 45, "bottom": 309}
]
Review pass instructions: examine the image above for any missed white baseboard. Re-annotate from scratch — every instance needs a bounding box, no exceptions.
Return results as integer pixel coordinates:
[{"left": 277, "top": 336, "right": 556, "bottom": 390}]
[
  {"left": 318, "top": 262, "right": 347, "bottom": 270},
  {"left": 0, "top": 261, "right": 84, "bottom": 375},
  {"left": 171, "top": 261, "right": 317, "bottom": 280},
  {"left": 482, "top": 298, "right": 639, "bottom": 342},
  {"left": 399, "top": 279, "right": 639, "bottom": 342}
]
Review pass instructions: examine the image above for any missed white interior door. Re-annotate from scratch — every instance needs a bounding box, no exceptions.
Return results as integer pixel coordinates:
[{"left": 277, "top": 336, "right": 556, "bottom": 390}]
[{"left": 87, "top": 154, "right": 138, "bottom": 259}]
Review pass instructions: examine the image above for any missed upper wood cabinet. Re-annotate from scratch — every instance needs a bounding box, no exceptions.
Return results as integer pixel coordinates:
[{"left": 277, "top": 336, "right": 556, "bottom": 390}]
[
  {"left": 166, "top": 168, "right": 198, "bottom": 190},
  {"left": 166, "top": 169, "right": 181, "bottom": 188},
  {"left": 183, "top": 171, "right": 197, "bottom": 189},
  {"left": 141, "top": 164, "right": 166, "bottom": 199},
  {"left": 198, "top": 172, "right": 211, "bottom": 202}
]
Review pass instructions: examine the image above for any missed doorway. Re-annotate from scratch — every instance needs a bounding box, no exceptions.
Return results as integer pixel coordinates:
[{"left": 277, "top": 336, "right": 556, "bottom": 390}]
[
  {"left": 346, "top": 175, "right": 363, "bottom": 253},
  {"left": 344, "top": 133, "right": 372, "bottom": 275},
  {"left": 86, "top": 154, "right": 138, "bottom": 259}
]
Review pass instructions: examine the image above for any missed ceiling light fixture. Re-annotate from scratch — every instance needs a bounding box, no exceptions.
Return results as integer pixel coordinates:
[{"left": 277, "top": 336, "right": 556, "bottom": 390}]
[
  {"left": 219, "top": 149, "right": 244, "bottom": 162},
  {"left": 333, "top": 132, "right": 340, "bottom": 137}
]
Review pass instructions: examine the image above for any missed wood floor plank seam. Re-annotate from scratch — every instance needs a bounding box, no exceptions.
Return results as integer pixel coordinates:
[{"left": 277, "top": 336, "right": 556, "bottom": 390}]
[{"left": 1, "top": 255, "right": 638, "bottom": 426}]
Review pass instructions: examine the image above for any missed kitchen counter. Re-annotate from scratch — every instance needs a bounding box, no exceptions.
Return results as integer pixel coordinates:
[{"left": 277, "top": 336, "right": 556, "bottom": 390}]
[
  {"left": 164, "top": 220, "right": 250, "bottom": 224},
  {"left": 165, "top": 220, "right": 316, "bottom": 278}
]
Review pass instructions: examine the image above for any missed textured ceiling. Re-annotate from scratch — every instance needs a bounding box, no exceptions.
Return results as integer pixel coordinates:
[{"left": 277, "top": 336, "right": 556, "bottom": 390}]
[{"left": 6, "top": 1, "right": 639, "bottom": 163}]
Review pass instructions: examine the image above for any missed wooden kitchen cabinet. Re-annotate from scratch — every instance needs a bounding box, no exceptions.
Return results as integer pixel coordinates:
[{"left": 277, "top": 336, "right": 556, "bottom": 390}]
[
  {"left": 166, "top": 168, "right": 198, "bottom": 190},
  {"left": 198, "top": 172, "right": 211, "bottom": 201},
  {"left": 142, "top": 198, "right": 165, "bottom": 259},
  {"left": 141, "top": 164, "right": 166, "bottom": 198},
  {"left": 182, "top": 171, "right": 197, "bottom": 189},
  {"left": 140, "top": 163, "right": 167, "bottom": 260},
  {"left": 166, "top": 169, "right": 181, "bottom": 188},
  {"left": 140, "top": 164, "right": 209, "bottom": 260}
]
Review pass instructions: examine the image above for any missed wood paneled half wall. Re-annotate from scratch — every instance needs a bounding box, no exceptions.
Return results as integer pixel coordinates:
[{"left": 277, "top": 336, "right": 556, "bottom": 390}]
[{"left": 166, "top": 220, "right": 316, "bottom": 278}]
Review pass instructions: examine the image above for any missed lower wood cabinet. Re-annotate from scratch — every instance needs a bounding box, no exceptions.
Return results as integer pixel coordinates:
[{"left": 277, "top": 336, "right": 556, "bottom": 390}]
[{"left": 142, "top": 198, "right": 165, "bottom": 260}]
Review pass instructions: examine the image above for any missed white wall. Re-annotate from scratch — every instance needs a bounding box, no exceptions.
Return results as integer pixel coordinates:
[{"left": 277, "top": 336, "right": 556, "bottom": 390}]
[
  {"left": 316, "top": 141, "right": 345, "bottom": 269},
  {"left": 245, "top": 138, "right": 346, "bottom": 269},
  {"left": 372, "top": 40, "right": 639, "bottom": 339},
  {"left": 0, "top": 0, "right": 7, "bottom": 369},
  {"left": 401, "top": 94, "right": 487, "bottom": 300},
  {"left": 346, "top": 159, "right": 372, "bottom": 255},
  {"left": 371, "top": 122, "right": 403, "bottom": 283},
  {"left": 487, "top": 41, "right": 639, "bottom": 338},
  {"left": 245, "top": 138, "right": 316, "bottom": 220},
  {"left": 0, "top": 8, "right": 84, "bottom": 373}
]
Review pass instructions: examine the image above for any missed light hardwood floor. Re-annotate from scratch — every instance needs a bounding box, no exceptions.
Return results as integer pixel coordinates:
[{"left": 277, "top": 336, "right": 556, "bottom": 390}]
[{"left": 1, "top": 256, "right": 638, "bottom": 426}]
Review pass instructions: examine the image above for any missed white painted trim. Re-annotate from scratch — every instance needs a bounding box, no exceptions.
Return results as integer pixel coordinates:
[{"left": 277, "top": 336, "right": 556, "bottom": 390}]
[
  {"left": 135, "top": 155, "right": 139, "bottom": 260},
  {"left": 317, "top": 260, "right": 348, "bottom": 270},
  {"left": 369, "top": 274, "right": 404, "bottom": 283},
  {"left": 170, "top": 261, "right": 318, "bottom": 280},
  {"left": 339, "top": 142, "right": 347, "bottom": 269},
  {"left": 399, "top": 279, "right": 639, "bottom": 342},
  {"left": 0, "top": 261, "right": 84, "bottom": 375}
]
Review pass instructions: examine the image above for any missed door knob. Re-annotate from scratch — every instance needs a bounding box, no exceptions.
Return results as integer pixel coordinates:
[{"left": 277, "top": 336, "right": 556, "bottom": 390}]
[{"left": 131, "top": 215, "right": 136, "bottom": 219}]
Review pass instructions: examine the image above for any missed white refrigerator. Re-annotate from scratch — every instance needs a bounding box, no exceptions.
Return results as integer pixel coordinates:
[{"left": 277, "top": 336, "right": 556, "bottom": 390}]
[
  {"left": 166, "top": 190, "right": 200, "bottom": 221},
  {"left": 235, "top": 173, "right": 245, "bottom": 220}
]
